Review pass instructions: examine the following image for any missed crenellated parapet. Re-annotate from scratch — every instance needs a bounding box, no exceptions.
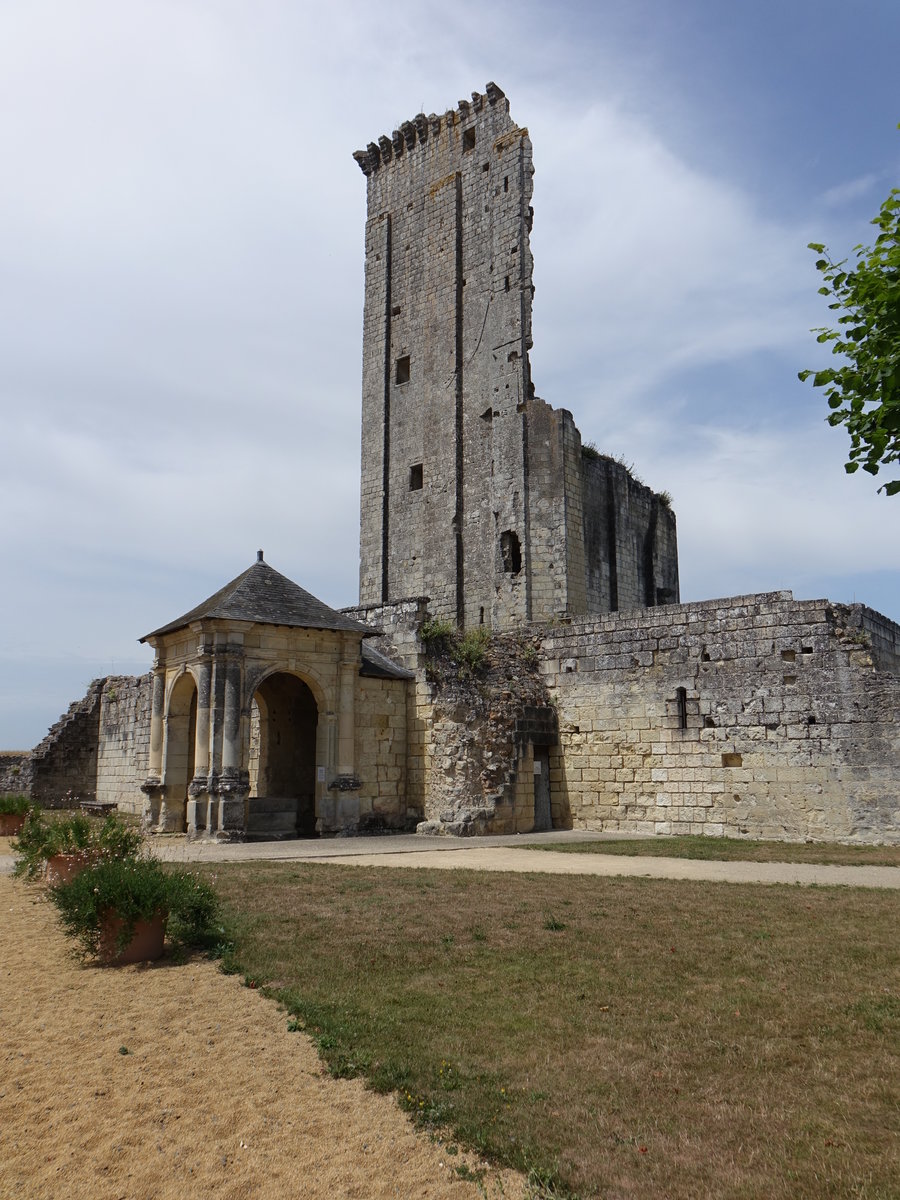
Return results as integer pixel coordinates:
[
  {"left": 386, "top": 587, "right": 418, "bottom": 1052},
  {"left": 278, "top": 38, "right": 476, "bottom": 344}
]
[{"left": 352, "top": 81, "right": 507, "bottom": 174}]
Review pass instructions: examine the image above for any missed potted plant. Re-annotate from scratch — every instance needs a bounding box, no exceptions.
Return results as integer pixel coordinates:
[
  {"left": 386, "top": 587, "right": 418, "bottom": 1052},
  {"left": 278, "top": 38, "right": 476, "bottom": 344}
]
[
  {"left": 13, "top": 811, "right": 143, "bottom": 883},
  {"left": 48, "top": 857, "right": 219, "bottom": 965},
  {"left": 0, "top": 794, "right": 32, "bottom": 837}
]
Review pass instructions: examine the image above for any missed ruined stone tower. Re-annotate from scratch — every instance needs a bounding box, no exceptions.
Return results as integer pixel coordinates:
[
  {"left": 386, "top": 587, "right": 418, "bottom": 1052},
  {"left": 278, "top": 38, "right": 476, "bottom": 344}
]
[{"left": 354, "top": 83, "right": 679, "bottom": 629}]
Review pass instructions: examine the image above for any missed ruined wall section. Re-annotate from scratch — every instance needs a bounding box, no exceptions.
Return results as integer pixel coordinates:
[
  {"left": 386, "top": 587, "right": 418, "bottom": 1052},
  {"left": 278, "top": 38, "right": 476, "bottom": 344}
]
[
  {"left": 28, "top": 680, "right": 105, "bottom": 806},
  {"left": 418, "top": 629, "right": 560, "bottom": 835},
  {"left": 96, "top": 674, "right": 151, "bottom": 814},
  {"left": 541, "top": 592, "right": 900, "bottom": 844},
  {"left": 855, "top": 605, "right": 900, "bottom": 673},
  {"left": 582, "top": 453, "right": 679, "bottom": 612},
  {"left": 525, "top": 402, "right": 589, "bottom": 622},
  {"left": 355, "top": 83, "right": 538, "bottom": 630}
]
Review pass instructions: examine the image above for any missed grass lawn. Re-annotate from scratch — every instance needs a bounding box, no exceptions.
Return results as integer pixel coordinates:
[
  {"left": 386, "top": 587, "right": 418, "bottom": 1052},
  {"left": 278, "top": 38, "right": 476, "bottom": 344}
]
[
  {"left": 206, "top": 862, "right": 899, "bottom": 1200},
  {"left": 520, "top": 834, "right": 900, "bottom": 867}
]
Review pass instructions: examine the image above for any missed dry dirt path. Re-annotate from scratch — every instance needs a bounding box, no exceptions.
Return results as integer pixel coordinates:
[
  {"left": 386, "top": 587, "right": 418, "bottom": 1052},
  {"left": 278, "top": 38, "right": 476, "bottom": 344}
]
[{"left": 0, "top": 872, "right": 524, "bottom": 1200}]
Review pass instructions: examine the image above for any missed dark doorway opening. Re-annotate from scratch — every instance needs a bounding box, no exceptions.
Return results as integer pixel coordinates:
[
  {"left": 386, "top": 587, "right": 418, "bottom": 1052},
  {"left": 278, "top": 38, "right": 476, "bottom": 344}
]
[
  {"left": 251, "top": 673, "right": 318, "bottom": 837},
  {"left": 533, "top": 746, "right": 552, "bottom": 831}
]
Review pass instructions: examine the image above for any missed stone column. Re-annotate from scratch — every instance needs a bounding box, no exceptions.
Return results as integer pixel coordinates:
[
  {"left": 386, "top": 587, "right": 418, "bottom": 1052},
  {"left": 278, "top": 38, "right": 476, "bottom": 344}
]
[
  {"left": 141, "top": 666, "right": 166, "bottom": 829},
  {"left": 337, "top": 644, "right": 358, "bottom": 778},
  {"left": 324, "top": 635, "right": 362, "bottom": 834},
  {"left": 212, "top": 645, "right": 249, "bottom": 840},
  {"left": 186, "top": 652, "right": 212, "bottom": 837}
]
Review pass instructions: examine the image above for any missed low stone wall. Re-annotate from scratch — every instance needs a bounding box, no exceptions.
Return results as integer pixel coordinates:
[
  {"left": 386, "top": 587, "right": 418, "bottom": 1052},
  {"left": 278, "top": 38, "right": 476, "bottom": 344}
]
[
  {"left": 540, "top": 591, "right": 900, "bottom": 844},
  {"left": 96, "top": 675, "right": 151, "bottom": 814}
]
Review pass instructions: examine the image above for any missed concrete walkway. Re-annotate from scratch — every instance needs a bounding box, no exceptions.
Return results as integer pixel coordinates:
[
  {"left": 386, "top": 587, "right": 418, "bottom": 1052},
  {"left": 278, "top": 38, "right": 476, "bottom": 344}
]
[
  {"left": 147, "top": 829, "right": 900, "bottom": 889},
  {"left": 3, "top": 829, "right": 897, "bottom": 888}
]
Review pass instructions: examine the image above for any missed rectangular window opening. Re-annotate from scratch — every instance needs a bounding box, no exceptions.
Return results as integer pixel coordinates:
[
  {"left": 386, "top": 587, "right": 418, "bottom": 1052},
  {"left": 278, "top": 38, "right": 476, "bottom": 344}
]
[
  {"left": 503, "top": 176, "right": 509, "bottom": 192},
  {"left": 482, "top": 162, "right": 489, "bottom": 172},
  {"left": 409, "top": 463, "right": 423, "bottom": 491},
  {"left": 504, "top": 275, "right": 510, "bottom": 292},
  {"left": 391, "top": 305, "right": 401, "bottom": 316},
  {"left": 675, "top": 687, "right": 688, "bottom": 731},
  {"left": 722, "top": 752, "right": 743, "bottom": 768},
  {"left": 395, "top": 355, "right": 410, "bottom": 384},
  {"left": 463, "top": 127, "right": 476, "bottom": 151}
]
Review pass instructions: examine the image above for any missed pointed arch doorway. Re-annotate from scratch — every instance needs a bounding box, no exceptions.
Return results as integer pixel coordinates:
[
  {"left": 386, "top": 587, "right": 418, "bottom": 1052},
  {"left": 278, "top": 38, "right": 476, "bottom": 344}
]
[{"left": 249, "top": 672, "right": 318, "bottom": 837}]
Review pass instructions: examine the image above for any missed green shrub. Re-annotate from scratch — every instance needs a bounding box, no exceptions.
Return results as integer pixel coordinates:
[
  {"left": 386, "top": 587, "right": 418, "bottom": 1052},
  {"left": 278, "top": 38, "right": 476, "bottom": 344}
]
[
  {"left": 49, "top": 857, "right": 219, "bottom": 960},
  {"left": 451, "top": 627, "right": 491, "bottom": 676},
  {"left": 13, "top": 811, "right": 143, "bottom": 881},
  {"left": 0, "top": 793, "right": 31, "bottom": 816},
  {"left": 420, "top": 616, "right": 455, "bottom": 644}
]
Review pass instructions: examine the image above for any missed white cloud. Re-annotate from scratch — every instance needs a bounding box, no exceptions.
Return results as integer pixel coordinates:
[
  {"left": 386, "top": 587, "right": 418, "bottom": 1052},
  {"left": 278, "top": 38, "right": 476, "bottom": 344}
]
[{"left": 821, "top": 173, "right": 880, "bottom": 208}]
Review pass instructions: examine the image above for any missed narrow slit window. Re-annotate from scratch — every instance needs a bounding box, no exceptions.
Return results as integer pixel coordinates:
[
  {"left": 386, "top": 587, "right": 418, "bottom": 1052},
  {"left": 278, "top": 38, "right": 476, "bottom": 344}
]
[
  {"left": 395, "top": 355, "right": 410, "bottom": 384},
  {"left": 675, "top": 687, "right": 688, "bottom": 730},
  {"left": 500, "top": 530, "right": 522, "bottom": 574},
  {"left": 409, "top": 463, "right": 423, "bottom": 491}
]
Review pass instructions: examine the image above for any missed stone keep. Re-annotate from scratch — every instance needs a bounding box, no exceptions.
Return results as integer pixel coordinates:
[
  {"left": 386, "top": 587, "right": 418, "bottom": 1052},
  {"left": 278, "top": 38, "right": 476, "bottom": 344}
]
[{"left": 354, "top": 84, "right": 679, "bottom": 631}]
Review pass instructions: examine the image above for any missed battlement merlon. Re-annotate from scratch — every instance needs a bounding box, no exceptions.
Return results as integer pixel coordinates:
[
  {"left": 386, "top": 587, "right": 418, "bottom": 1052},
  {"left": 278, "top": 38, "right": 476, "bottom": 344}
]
[{"left": 352, "top": 82, "right": 508, "bottom": 174}]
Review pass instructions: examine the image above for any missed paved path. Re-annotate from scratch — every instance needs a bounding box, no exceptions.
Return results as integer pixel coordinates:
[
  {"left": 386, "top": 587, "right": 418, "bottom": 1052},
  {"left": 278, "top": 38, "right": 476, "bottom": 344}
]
[
  {"left": 149, "top": 830, "right": 899, "bottom": 889},
  {"left": 3, "top": 830, "right": 897, "bottom": 888}
]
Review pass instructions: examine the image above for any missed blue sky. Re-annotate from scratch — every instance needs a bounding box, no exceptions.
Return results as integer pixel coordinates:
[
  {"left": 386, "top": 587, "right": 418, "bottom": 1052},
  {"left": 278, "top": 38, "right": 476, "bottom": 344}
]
[{"left": 1, "top": 0, "right": 898, "bottom": 748}]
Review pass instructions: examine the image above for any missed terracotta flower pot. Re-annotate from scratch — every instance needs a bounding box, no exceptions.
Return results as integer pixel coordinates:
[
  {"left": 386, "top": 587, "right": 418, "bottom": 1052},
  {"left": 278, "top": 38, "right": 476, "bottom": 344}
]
[
  {"left": 0, "top": 813, "right": 27, "bottom": 837},
  {"left": 45, "top": 851, "right": 98, "bottom": 886},
  {"left": 98, "top": 911, "right": 167, "bottom": 965}
]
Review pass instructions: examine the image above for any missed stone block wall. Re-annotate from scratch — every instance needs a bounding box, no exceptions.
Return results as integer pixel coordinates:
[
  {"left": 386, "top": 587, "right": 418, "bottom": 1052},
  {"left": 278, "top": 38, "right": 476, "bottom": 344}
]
[
  {"left": 354, "top": 676, "right": 410, "bottom": 830},
  {"left": 540, "top": 591, "right": 900, "bottom": 844},
  {"left": 96, "top": 674, "right": 151, "bottom": 813},
  {"left": 344, "top": 597, "right": 432, "bottom": 817}
]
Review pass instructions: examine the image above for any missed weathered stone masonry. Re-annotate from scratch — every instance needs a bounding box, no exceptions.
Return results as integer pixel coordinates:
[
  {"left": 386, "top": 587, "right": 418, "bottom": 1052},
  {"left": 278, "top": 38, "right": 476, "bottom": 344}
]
[{"left": 541, "top": 593, "right": 900, "bottom": 844}]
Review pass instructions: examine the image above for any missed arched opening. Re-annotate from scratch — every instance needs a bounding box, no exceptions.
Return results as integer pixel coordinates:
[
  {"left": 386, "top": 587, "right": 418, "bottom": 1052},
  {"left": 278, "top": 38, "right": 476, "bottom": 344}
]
[
  {"left": 165, "top": 672, "right": 197, "bottom": 822},
  {"left": 249, "top": 672, "right": 318, "bottom": 837}
]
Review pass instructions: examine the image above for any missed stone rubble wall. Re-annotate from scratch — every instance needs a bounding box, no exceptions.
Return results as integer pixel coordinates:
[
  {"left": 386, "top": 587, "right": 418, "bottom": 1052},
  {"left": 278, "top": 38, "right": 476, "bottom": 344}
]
[
  {"left": 0, "top": 751, "right": 32, "bottom": 796},
  {"left": 540, "top": 591, "right": 900, "bottom": 844},
  {"left": 418, "top": 629, "right": 558, "bottom": 835},
  {"left": 95, "top": 675, "right": 151, "bottom": 814}
]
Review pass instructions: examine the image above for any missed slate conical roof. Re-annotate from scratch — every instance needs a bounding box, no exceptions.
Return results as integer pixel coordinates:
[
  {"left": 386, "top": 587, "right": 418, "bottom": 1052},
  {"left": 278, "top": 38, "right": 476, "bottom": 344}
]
[{"left": 141, "top": 553, "right": 372, "bottom": 641}]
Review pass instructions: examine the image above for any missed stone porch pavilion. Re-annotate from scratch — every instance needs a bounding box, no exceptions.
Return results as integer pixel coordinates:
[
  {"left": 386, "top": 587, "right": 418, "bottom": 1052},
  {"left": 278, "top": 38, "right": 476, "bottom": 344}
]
[{"left": 140, "top": 553, "right": 411, "bottom": 840}]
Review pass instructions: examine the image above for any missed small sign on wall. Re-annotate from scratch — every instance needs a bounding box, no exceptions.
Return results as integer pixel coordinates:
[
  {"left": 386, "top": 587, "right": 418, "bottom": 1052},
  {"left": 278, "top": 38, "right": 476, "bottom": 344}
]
[{"left": 317, "top": 766, "right": 326, "bottom": 782}]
